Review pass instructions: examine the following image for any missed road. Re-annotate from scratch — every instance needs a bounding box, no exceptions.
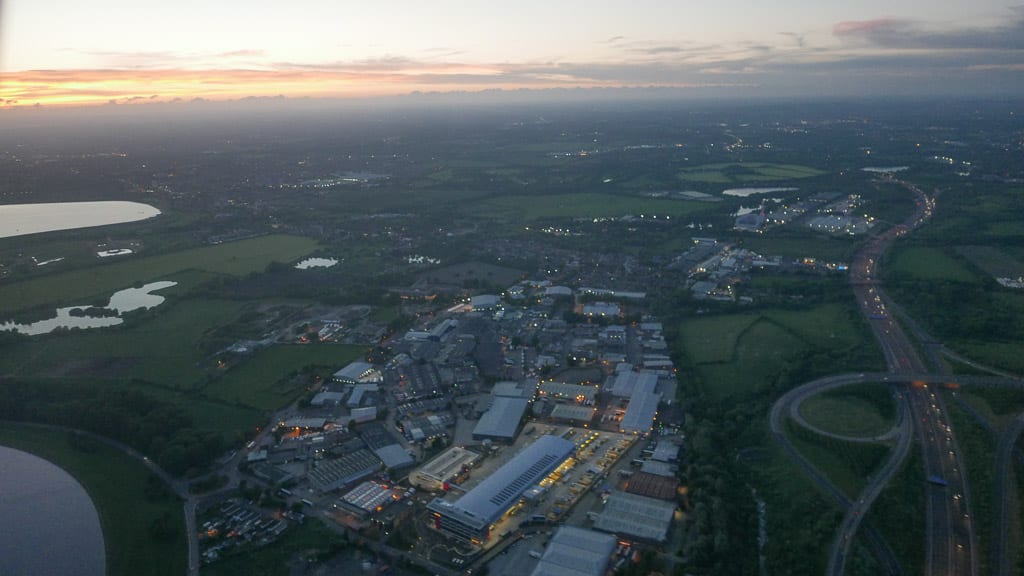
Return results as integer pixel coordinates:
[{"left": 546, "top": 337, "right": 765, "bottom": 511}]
[
  {"left": 769, "top": 373, "right": 907, "bottom": 575},
  {"left": 775, "top": 179, "right": 986, "bottom": 575},
  {"left": 993, "top": 413, "right": 1024, "bottom": 576},
  {"left": 846, "top": 180, "right": 976, "bottom": 576}
]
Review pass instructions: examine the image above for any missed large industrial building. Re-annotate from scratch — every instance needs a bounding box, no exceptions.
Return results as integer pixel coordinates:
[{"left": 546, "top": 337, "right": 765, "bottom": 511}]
[
  {"left": 472, "top": 396, "right": 529, "bottom": 442},
  {"left": 619, "top": 380, "right": 661, "bottom": 435},
  {"left": 427, "top": 435, "right": 575, "bottom": 543},
  {"left": 593, "top": 490, "right": 676, "bottom": 542},
  {"left": 529, "top": 526, "right": 617, "bottom": 576},
  {"left": 410, "top": 446, "right": 480, "bottom": 492}
]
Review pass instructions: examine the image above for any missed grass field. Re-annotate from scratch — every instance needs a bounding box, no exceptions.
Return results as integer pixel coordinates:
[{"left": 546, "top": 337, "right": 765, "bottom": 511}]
[
  {"left": 204, "top": 344, "right": 366, "bottom": 410},
  {"left": 785, "top": 419, "right": 890, "bottom": 499},
  {"left": 677, "top": 304, "right": 880, "bottom": 400},
  {"left": 740, "top": 236, "right": 855, "bottom": 261},
  {"left": 761, "top": 306, "right": 866, "bottom": 350},
  {"left": 0, "top": 423, "right": 186, "bottom": 576},
  {"left": 799, "top": 384, "right": 895, "bottom": 438},
  {"left": 0, "top": 298, "right": 246, "bottom": 387},
  {"left": 678, "top": 163, "right": 826, "bottom": 185},
  {"left": 955, "top": 340, "right": 1024, "bottom": 374},
  {"left": 0, "top": 235, "right": 319, "bottom": 314},
  {"left": 756, "top": 419, "right": 843, "bottom": 573},
  {"left": 867, "top": 449, "right": 925, "bottom": 575},
  {"left": 202, "top": 519, "right": 345, "bottom": 576},
  {"left": 887, "top": 246, "right": 979, "bottom": 283},
  {"left": 956, "top": 245, "right": 1024, "bottom": 280},
  {"left": 675, "top": 314, "right": 759, "bottom": 364},
  {"left": 463, "top": 192, "right": 714, "bottom": 222}
]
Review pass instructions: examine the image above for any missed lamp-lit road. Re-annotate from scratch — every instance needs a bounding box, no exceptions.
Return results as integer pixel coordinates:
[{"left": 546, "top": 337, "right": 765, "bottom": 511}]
[
  {"left": 776, "top": 178, "right": 981, "bottom": 575},
  {"left": 849, "top": 181, "right": 976, "bottom": 576}
]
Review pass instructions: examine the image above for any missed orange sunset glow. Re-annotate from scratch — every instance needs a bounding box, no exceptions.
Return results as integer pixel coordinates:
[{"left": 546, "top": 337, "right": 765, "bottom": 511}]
[{"left": 1, "top": 0, "right": 1022, "bottom": 108}]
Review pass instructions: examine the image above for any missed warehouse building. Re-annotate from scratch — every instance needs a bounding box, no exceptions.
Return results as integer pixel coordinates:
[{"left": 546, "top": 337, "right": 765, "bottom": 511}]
[
  {"left": 593, "top": 491, "right": 675, "bottom": 542},
  {"left": 427, "top": 435, "right": 575, "bottom": 543},
  {"left": 529, "top": 526, "right": 617, "bottom": 576},
  {"left": 410, "top": 446, "right": 480, "bottom": 492},
  {"left": 472, "top": 396, "right": 529, "bottom": 442}
]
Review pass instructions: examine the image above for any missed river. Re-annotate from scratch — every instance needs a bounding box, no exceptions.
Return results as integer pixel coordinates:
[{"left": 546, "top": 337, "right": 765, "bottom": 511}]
[{"left": 0, "top": 445, "right": 105, "bottom": 576}]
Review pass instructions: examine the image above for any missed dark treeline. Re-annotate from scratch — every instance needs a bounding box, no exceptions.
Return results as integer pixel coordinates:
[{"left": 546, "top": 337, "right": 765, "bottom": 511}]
[{"left": 0, "top": 379, "right": 224, "bottom": 475}]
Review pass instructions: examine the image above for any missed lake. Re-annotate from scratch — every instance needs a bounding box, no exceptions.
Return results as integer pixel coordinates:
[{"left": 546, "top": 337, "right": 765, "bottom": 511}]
[
  {"left": 0, "top": 280, "right": 177, "bottom": 335},
  {"left": 0, "top": 201, "right": 160, "bottom": 239},
  {"left": 0, "top": 445, "right": 105, "bottom": 576},
  {"left": 722, "top": 187, "right": 798, "bottom": 198},
  {"left": 294, "top": 257, "right": 339, "bottom": 269}
]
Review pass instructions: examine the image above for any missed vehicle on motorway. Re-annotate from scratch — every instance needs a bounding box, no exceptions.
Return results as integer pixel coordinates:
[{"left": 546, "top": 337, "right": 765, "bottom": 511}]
[{"left": 926, "top": 475, "right": 948, "bottom": 487}]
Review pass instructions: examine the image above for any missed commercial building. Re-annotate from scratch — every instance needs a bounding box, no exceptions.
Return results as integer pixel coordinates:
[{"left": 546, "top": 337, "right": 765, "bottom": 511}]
[
  {"left": 529, "top": 526, "right": 617, "bottom": 576},
  {"left": 427, "top": 435, "right": 575, "bottom": 543},
  {"left": 581, "top": 302, "right": 620, "bottom": 318},
  {"left": 470, "top": 294, "right": 501, "bottom": 311},
  {"left": 608, "top": 370, "right": 658, "bottom": 398},
  {"left": 472, "top": 396, "right": 529, "bottom": 442},
  {"left": 410, "top": 446, "right": 480, "bottom": 492},
  {"left": 593, "top": 490, "right": 675, "bottom": 543},
  {"left": 309, "top": 448, "right": 382, "bottom": 492},
  {"left": 373, "top": 444, "right": 415, "bottom": 472},
  {"left": 537, "top": 381, "right": 597, "bottom": 405},
  {"left": 619, "top": 382, "right": 660, "bottom": 435},
  {"left": 550, "top": 404, "right": 597, "bottom": 424},
  {"left": 624, "top": 471, "right": 679, "bottom": 501},
  {"left": 333, "top": 361, "right": 381, "bottom": 384},
  {"left": 340, "top": 480, "right": 401, "bottom": 516}
]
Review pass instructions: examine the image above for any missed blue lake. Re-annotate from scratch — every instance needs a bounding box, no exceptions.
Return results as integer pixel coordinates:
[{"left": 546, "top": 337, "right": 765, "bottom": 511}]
[{"left": 0, "top": 445, "right": 105, "bottom": 576}]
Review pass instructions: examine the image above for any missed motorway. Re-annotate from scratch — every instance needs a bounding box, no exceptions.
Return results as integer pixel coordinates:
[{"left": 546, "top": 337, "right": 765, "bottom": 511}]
[
  {"left": 774, "top": 179, "right": 985, "bottom": 575},
  {"left": 993, "top": 414, "right": 1024, "bottom": 576},
  {"left": 843, "top": 180, "right": 976, "bottom": 575}
]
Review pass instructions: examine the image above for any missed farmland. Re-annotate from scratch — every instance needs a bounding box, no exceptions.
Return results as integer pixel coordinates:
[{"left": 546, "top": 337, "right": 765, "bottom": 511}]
[
  {"left": 677, "top": 163, "right": 826, "bottom": 185},
  {"left": 0, "top": 235, "right": 319, "bottom": 315}
]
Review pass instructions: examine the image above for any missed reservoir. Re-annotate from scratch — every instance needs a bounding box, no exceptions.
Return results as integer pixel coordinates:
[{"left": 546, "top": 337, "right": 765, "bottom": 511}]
[
  {"left": 0, "top": 201, "right": 160, "bottom": 239},
  {"left": 0, "top": 280, "right": 178, "bottom": 335},
  {"left": 0, "top": 445, "right": 105, "bottom": 576}
]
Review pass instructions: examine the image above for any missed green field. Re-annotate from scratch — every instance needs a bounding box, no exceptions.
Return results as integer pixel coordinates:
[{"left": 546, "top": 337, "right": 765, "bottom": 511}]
[
  {"left": 678, "top": 163, "right": 826, "bottom": 184},
  {"left": 677, "top": 304, "right": 881, "bottom": 400},
  {"left": 0, "top": 423, "right": 186, "bottom": 576},
  {"left": 740, "top": 236, "right": 854, "bottom": 261},
  {"left": 955, "top": 340, "right": 1024, "bottom": 374},
  {"left": 205, "top": 344, "right": 366, "bottom": 410},
  {"left": 0, "top": 299, "right": 246, "bottom": 387},
  {"left": 799, "top": 384, "right": 895, "bottom": 438},
  {"left": 887, "top": 246, "right": 979, "bottom": 283},
  {"left": 867, "top": 450, "right": 926, "bottom": 574},
  {"left": 0, "top": 235, "right": 319, "bottom": 314},
  {"left": 785, "top": 419, "right": 890, "bottom": 499},
  {"left": 464, "top": 192, "right": 714, "bottom": 222},
  {"left": 673, "top": 314, "right": 759, "bottom": 364},
  {"left": 756, "top": 421, "right": 844, "bottom": 573}
]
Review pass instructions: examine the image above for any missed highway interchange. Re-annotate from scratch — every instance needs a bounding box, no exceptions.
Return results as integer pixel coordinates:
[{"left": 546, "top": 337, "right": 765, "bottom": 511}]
[{"left": 772, "top": 180, "right": 1024, "bottom": 575}]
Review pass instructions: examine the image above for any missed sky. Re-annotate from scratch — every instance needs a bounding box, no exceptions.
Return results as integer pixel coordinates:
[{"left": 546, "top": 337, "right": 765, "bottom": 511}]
[{"left": 1, "top": 0, "right": 1023, "bottom": 108}]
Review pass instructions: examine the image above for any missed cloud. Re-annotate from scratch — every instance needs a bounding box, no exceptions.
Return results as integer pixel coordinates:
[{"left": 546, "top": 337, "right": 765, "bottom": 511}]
[
  {"left": 834, "top": 9, "right": 1024, "bottom": 50},
  {"left": 779, "top": 32, "right": 806, "bottom": 48},
  {"left": 217, "top": 49, "right": 266, "bottom": 58},
  {"left": 6, "top": 12, "right": 1024, "bottom": 110}
]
